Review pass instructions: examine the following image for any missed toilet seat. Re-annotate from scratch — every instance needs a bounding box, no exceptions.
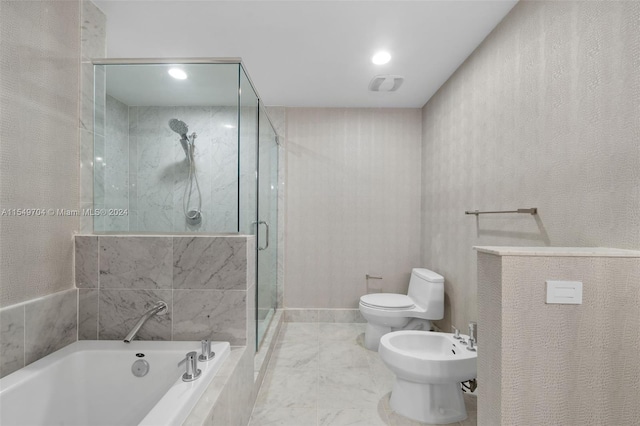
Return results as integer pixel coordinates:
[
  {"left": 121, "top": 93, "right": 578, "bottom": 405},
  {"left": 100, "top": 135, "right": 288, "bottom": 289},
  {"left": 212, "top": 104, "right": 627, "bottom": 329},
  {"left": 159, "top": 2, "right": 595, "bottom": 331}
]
[{"left": 360, "top": 293, "right": 415, "bottom": 310}]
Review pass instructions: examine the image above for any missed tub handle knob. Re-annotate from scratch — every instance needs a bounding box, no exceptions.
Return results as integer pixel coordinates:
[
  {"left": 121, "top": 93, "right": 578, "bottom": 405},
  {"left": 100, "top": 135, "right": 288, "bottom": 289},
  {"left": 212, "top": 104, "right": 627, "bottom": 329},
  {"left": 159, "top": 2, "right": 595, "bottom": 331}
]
[
  {"left": 182, "top": 351, "right": 202, "bottom": 382},
  {"left": 199, "top": 340, "right": 216, "bottom": 362}
]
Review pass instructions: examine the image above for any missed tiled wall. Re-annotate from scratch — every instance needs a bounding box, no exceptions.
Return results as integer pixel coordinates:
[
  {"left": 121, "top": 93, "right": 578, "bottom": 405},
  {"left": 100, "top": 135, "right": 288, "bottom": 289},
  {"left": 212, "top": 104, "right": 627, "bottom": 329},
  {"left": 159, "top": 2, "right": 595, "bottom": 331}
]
[
  {"left": 0, "top": 289, "right": 77, "bottom": 378},
  {"left": 0, "top": 0, "right": 85, "bottom": 378},
  {"left": 0, "top": 0, "right": 80, "bottom": 307},
  {"left": 477, "top": 249, "right": 640, "bottom": 425},
  {"left": 285, "top": 108, "right": 422, "bottom": 310},
  {"left": 75, "top": 235, "right": 254, "bottom": 346},
  {"left": 130, "top": 106, "right": 239, "bottom": 233},
  {"left": 421, "top": 1, "right": 640, "bottom": 333},
  {"left": 94, "top": 102, "right": 240, "bottom": 233},
  {"left": 96, "top": 95, "right": 130, "bottom": 231},
  {"left": 0, "top": 0, "right": 109, "bottom": 378}
]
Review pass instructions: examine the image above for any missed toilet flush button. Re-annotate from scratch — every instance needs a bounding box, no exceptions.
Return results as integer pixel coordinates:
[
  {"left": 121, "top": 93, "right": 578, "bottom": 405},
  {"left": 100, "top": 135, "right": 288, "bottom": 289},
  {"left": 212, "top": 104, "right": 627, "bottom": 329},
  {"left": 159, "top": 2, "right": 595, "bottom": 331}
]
[{"left": 546, "top": 280, "right": 582, "bottom": 304}]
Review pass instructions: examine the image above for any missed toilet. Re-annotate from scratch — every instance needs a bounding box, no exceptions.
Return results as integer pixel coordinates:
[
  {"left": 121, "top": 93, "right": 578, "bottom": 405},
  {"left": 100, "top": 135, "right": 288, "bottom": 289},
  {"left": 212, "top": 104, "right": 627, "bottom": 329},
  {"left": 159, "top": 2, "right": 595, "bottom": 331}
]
[
  {"left": 358, "top": 268, "right": 444, "bottom": 351},
  {"left": 379, "top": 330, "right": 477, "bottom": 424}
]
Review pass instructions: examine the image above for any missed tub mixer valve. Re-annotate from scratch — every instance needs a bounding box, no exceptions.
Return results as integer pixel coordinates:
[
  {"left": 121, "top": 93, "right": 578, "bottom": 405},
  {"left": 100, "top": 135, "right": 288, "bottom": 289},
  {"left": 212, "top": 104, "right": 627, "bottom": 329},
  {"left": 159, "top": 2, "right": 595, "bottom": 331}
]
[
  {"left": 199, "top": 340, "right": 215, "bottom": 362},
  {"left": 181, "top": 351, "right": 201, "bottom": 382}
]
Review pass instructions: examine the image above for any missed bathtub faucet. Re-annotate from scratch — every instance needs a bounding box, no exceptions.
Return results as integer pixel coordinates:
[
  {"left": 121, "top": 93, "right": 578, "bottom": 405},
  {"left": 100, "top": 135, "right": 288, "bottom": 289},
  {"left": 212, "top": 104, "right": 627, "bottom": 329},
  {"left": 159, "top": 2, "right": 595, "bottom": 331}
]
[{"left": 123, "top": 301, "right": 168, "bottom": 343}]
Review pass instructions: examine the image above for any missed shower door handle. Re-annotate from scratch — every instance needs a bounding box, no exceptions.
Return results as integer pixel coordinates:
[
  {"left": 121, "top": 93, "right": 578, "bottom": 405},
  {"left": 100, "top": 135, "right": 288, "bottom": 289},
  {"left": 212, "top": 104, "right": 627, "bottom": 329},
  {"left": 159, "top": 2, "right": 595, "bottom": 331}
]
[{"left": 257, "top": 221, "right": 269, "bottom": 251}]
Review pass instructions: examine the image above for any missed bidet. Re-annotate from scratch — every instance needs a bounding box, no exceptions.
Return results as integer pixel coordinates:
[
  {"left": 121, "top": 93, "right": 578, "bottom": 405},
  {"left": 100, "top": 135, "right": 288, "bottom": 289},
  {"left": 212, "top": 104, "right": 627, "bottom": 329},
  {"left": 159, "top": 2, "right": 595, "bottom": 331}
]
[{"left": 379, "top": 330, "right": 477, "bottom": 424}]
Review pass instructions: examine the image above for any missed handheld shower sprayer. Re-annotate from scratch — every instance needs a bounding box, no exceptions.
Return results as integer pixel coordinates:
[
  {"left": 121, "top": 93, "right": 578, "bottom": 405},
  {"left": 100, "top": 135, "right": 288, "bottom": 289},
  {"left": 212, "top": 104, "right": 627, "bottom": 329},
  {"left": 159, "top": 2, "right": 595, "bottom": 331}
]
[
  {"left": 168, "top": 118, "right": 202, "bottom": 226},
  {"left": 168, "top": 118, "right": 188, "bottom": 138},
  {"left": 169, "top": 118, "right": 191, "bottom": 158}
]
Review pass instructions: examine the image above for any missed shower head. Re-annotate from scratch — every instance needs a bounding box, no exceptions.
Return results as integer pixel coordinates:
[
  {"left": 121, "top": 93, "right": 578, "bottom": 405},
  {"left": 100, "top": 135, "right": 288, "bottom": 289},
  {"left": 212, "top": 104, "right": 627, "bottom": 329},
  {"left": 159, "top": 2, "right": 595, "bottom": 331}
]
[
  {"left": 169, "top": 118, "right": 189, "bottom": 138},
  {"left": 170, "top": 118, "right": 191, "bottom": 158}
]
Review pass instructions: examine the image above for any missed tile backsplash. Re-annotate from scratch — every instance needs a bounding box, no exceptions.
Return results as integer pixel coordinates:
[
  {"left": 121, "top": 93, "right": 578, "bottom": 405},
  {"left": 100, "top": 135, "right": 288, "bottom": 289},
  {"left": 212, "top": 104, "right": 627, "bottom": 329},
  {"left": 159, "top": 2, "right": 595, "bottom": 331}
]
[{"left": 75, "top": 235, "right": 253, "bottom": 345}]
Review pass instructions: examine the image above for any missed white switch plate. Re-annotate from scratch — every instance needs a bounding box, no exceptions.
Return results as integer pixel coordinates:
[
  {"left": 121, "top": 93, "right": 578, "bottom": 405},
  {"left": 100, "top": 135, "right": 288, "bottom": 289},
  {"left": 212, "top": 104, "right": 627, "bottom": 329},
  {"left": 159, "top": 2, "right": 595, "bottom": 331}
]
[{"left": 546, "top": 280, "right": 583, "bottom": 304}]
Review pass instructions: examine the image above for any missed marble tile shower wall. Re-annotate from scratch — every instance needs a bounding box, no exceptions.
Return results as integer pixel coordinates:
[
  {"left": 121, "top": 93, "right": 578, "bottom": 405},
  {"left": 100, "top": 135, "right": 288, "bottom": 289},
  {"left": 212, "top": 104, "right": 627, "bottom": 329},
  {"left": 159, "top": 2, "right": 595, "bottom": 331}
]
[
  {"left": 95, "top": 104, "right": 239, "bottom": 233},
  {"left": 95, "top": 95, "right": 130, "bottom": 231},
  {"left": 132, "top": 105, "right": 238, "bottom": 233},
  {"left": 75, "top": 235, "right": 251, "bottom": 345}
]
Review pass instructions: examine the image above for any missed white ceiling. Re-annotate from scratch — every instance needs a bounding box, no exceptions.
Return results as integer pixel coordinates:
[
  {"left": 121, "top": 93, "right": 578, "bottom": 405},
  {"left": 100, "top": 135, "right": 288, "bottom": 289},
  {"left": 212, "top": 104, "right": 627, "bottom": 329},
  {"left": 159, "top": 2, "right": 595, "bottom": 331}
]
[{"left": 94, "top": 0, "right": 517, "bottom": 108}]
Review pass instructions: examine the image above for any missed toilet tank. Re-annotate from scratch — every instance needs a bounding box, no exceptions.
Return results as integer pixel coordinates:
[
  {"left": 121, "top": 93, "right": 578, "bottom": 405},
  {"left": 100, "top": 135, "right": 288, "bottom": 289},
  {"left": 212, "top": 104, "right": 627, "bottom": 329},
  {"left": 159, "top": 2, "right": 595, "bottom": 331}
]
[{"left": 407, "top": 268, "right": 444, "bottom": 320}]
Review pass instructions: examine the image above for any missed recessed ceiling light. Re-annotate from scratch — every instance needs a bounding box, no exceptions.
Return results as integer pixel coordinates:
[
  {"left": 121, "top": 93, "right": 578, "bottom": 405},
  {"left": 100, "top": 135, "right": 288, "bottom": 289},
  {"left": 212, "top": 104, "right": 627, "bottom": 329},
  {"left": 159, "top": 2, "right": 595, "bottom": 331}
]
[
  {"left": 168, "top": 68, "right": 187, "bottom": 80},
  {"left": 224, "top": 124, "right": 236, "bottom": 129},
  {"left": 372, "top": 51, "right": 391, "bottom": 65}
]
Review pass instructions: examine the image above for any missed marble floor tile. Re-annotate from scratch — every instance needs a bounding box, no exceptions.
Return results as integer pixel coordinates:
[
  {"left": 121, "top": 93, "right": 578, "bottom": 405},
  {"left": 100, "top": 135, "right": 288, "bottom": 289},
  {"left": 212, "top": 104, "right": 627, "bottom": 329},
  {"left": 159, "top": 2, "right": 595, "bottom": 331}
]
[
  {"left": 278, "top": 322, "right": 319, "bottom": 342},
  {"left": 318, "top": 340, "right": 370, "bottom": 370},
  {"left": 365, "top": 352, "right": 396, "bottom": 397},
  {"left": 387, "top": 410, "right": 463, "bottom": 426},
  {"left": 318, "top": 367, "right": 379, "bottom": 410},
  {"left": 462, "top": 394, "right": 477, "bottom": 412},
  {"left": 318, "top": 323, "right": 366, "bottom": 342},
  {"left": 253, "top": 322, "right": 476, "bottom": 426},
  {"left": 269, "top": 340, "right": 319, "bottom": 369},
  {"left": 254, "top": 366, "right": 318, "bottom": 409},
  {"left": 249, "top": 407, "right": 317, "bottom": 426},
  {"left": 318, "top": 408, "right": 390, "bottom": 426},
  {"left": 459, "top": 410, "right": 477, "bottom": 426}
]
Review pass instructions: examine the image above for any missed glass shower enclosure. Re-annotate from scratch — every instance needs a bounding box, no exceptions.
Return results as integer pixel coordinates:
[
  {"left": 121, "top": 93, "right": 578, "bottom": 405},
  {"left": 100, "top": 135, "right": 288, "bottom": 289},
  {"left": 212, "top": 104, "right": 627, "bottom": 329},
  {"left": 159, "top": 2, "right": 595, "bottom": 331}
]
[{"left": 93, "top": 59, "right": 277, "bottom": 349}]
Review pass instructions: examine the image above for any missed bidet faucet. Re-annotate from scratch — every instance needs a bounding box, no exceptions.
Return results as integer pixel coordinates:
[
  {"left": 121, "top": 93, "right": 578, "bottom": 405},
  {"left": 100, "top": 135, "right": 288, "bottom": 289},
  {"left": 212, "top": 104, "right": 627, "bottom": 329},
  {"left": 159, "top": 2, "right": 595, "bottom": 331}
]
[
  {"left": 466, "top": 337, "right": 476, "bottom": 351},
  {"left": 467, "top": 321, "right": 477, "bottom": 352},
  {"left": 468, "top": 321, "right": 477, "bottom": 342},
  {"left": 123, "top": 301, "right": 168, "bottom": 343},
  {"left": 452, "top": 326, "right": 461, "bottom": 339}
]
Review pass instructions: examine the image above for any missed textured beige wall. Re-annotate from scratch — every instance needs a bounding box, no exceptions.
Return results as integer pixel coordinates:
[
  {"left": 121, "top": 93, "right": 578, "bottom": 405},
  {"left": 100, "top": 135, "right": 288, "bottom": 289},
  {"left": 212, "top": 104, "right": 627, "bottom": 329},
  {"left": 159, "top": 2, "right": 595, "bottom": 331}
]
[
  {"left": 478, "top": 253, "right": 640, "bottom": 425},
  {"left": 0, "top": 1, "right": 80, "bottom": 307},
  {"left": 421, "top": 1, "right": 640, "bottom": 332},
  {"left": 476, "top": 252, "right": 501, "bottom": 426},
  {"left": 285, "top": 108, "right": 422, "bottom": 309}
]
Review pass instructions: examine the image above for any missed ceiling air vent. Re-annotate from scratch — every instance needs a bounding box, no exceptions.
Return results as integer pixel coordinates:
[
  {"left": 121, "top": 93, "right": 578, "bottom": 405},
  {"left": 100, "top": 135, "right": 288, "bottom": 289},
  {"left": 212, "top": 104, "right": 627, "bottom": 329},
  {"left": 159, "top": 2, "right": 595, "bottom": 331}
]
[{"left": 368, "top": 75, "right": 404, "bottom": 92}]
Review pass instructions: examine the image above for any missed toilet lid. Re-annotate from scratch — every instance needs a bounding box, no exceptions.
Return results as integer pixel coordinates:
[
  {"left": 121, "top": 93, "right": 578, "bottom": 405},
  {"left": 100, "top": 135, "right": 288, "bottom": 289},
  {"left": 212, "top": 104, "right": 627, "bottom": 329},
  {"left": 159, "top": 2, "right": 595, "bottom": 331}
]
[{"left": 360, "top": 293, "right": 415, "bottom": 309}]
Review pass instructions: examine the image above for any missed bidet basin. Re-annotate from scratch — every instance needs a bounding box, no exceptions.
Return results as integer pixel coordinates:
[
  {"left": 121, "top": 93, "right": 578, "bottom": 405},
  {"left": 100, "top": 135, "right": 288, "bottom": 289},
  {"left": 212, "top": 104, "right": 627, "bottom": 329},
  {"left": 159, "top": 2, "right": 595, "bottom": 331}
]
[
  {"left": 379, "top": 331, "right": 476, "bottom": 384},
  {"left": 378, "top": 330, "right": 478, "bottom": 424}
]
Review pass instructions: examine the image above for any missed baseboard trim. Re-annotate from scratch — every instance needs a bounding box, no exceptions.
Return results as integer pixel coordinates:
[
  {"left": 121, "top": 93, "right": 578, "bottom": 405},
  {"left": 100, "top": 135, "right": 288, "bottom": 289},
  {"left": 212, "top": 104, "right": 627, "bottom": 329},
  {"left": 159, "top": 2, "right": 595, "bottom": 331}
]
[{"left": 284, "top": 308, "right": 366, "bottom": 323}]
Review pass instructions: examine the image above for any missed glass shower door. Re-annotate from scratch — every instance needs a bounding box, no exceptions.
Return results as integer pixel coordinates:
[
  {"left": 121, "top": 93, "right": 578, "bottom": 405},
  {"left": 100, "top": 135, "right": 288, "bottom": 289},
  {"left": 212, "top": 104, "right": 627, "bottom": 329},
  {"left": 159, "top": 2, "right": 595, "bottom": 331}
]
[{"left": 256, "top": 105, "right": 278, "bottom": 348}]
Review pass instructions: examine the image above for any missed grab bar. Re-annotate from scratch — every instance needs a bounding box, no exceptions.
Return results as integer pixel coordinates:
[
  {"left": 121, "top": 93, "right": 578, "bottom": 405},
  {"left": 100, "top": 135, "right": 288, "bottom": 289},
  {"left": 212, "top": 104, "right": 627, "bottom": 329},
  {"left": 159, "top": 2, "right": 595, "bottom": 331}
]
[{"left": 465, "top": 208, "right": 537, "bottom": 216}]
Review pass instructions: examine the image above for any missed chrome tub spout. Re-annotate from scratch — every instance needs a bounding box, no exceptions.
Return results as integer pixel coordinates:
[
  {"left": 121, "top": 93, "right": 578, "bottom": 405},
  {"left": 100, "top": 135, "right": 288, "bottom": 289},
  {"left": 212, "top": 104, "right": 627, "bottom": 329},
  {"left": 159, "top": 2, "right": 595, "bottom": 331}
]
[{"left": 123, "top": 301, "right": 168, "bottom": 343}]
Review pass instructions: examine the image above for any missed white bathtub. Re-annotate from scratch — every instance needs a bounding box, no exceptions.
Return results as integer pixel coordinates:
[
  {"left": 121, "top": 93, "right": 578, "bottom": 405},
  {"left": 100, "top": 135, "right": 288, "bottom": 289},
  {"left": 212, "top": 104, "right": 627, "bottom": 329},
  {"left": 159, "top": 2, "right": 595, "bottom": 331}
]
[{"left": 0, "top": 340, "right": 230, "bottom": 426}]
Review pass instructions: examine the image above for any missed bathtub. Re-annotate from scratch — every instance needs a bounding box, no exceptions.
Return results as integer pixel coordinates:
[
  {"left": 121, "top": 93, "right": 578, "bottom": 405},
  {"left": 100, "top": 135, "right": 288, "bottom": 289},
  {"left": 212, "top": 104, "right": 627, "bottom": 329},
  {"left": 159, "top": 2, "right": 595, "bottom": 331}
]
[{"left": 0, "top": 340, "right": 230, "bottom": 426}]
